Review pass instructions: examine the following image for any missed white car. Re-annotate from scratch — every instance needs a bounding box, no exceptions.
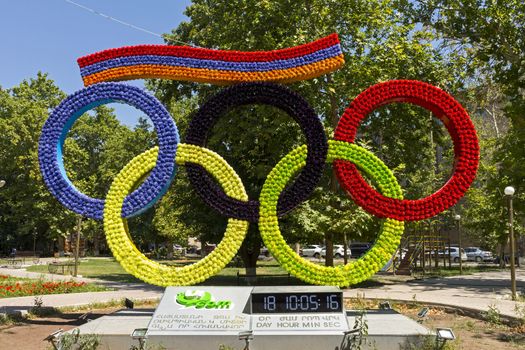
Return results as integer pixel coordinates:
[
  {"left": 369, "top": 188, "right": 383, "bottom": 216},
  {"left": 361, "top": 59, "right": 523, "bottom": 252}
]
[
  {"left": 447, "top": 247, "right": 468, "bottom": 263},
  {"left": 173, "top": 244, "right": 185, "bottom": 254},
  {"left": 321, "top": 245, "right": 352, "bottom": 259},
  {"left": 464, "top": 247, "right": 493, "bottom": 262},
  {"left": 300, "top": 245, "right": 324, "bottom": 258}
]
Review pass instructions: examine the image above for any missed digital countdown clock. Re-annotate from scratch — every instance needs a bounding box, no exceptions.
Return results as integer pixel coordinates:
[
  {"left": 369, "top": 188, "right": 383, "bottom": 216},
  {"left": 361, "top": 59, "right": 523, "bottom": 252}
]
[{"left": 251, "top": 291, "right": 343, "bottom": 314}]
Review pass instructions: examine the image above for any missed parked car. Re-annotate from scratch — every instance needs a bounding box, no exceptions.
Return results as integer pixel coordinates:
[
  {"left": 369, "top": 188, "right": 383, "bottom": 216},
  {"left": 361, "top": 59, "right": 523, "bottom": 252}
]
[
  {"left": 464, "top": 247, "right": 493, "bottom": 262},
  {"left": 186, "top": 245, "right": 201, "bottom": 255},
  {"left": 350, "top": 242, "right": 372, "bottom": 258},
  {"left": 173, "top": 244, "right": 185, "bottom": 255},
  {"left": 300, "top": 245, "right": 324, "bottom": 258},
  {"left": 445, "top": 247, "right": 468, "bottom": 262},
  {"left": 321, "top": 245, "right": 352, "bottom": 259}
]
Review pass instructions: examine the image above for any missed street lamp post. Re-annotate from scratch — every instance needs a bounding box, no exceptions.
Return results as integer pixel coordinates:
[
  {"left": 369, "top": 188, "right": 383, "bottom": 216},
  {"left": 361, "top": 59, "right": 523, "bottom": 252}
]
[
  {"left": 455, "top": 214, "right": 462, "bottom": 275},
  {"left": 504, "top": 186, "right": 517, "bottom": 301}
]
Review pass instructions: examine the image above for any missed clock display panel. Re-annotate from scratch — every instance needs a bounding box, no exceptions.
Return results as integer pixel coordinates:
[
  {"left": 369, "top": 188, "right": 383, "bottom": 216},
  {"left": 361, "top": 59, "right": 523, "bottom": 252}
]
[{"left": 251, "top": 292, "right": 343, "bottom": 313}]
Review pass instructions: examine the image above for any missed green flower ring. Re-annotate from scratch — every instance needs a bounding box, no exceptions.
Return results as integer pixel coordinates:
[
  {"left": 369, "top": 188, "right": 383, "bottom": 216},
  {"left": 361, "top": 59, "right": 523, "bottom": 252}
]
[
  {"left": 258, "top": 140, "right": 404, "bottom": 287},
  {"left": 103, "top": 139, "right": 402, "bottom": 287},
  {"left": 103, "top": 143, "right": 249, "bottom": 286}
]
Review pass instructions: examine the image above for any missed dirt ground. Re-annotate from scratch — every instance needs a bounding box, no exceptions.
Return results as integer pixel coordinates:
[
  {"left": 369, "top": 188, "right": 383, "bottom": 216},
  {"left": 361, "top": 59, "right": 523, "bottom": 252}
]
[
  {"left": 0, "top": 305, "right": 524, "bottom": 349},
  {"left": 399, "top": 305, "right": 525, "bottom": 349},
  {"left": 0, "top": 308, "right": 119, "bottom": 350}
]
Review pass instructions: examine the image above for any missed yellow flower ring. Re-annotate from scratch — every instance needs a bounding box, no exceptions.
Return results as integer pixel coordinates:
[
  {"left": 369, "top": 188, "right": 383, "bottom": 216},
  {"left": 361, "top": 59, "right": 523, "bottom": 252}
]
[
  {"left": 259, "top": 140, "right": 404, "bottom": 287},
  {"left": 103, "top": 144, "right": 249, "bottom": 286}
]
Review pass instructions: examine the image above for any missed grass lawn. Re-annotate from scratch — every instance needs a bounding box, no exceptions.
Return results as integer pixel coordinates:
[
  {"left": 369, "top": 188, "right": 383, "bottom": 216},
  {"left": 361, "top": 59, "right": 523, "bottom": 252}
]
[
  {"left": 412, "top": 265, "right": 502, "bottom": 278},
  {"left": 25, "top": 256, "right": 504, "bottom": 286},
  {"left": 201, "top": 259, "right": 307, "bottom": 286},
  {"left": 27, "top": 258, "right": 142, "bottom": 284},
  {"left": 26, "top": 257, "right": 305, "bottom": 285}
]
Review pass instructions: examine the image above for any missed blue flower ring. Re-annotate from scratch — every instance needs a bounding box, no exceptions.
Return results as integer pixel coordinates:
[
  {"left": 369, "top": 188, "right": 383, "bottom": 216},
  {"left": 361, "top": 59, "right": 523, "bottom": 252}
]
[{"left": 38, "top": 82, "right": 179, "bottom": 219}]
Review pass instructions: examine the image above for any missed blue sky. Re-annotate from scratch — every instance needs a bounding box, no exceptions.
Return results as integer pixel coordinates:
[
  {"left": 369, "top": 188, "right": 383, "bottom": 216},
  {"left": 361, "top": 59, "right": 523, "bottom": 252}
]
[{"left": 0, "top": 0, "right": 192, "bottom": 126}]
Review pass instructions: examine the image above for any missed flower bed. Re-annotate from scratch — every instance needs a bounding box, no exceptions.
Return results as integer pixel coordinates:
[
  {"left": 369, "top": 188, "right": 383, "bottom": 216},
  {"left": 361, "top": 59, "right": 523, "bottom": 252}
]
[{"left": 0, "top": 275, "right": 107, "bottom": 298}]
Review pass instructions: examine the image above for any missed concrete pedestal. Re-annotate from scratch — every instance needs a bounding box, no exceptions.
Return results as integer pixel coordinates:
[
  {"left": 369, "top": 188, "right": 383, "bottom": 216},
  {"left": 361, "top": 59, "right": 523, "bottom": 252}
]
[{"left": 67, "top": 287, "right": 433, "bottom": 350}]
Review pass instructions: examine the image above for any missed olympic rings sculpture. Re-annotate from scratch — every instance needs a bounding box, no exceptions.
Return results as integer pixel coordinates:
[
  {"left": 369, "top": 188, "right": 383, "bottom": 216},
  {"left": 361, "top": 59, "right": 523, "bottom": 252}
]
[{"left": 38, "top": 34, "right": 479, "bottom": 287}]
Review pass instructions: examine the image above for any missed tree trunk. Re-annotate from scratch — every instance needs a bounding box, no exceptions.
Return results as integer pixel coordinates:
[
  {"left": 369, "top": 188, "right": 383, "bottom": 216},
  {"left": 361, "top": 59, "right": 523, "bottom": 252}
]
[
  {"left": 73, "top": 215, "right": 82, "bottom": 277},
  {"left": 343, "top": 232, "right": 348, "bottom": 265},
  {"left": 499, "top": 240, "right": 507, "bottom": 268},
  {"left": 325, "top": 232, "right": 334, "bottom": 267},
  {"left": 239, "top": 227, "right": 262, "bottom": 280},
  {"left": 93, "top": 231, "right": 100, "bottom": 256},
  {"left": 240, "top": 245, "right": 259, "bottom": 284},
  {"left": 58, "top": 236, "right": 65, "bottom": 256},
  {"left": 200, "top": 238, "right": 205, "bottom": 258},
  {"left": 325, "top": 73, "right": 339, "bottom": 268},
  {"left": 167, "top": 239, "right": 174, "bottom": 260}
]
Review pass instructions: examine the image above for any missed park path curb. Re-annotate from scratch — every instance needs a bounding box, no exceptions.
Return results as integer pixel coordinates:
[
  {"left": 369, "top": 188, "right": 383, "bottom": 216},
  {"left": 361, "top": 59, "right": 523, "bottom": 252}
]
[
  {"left": 0, "top": 290, "right": 163, "bottom": 315},
  {"left": 344, "top": 269, "right": 525, "bottom": 325},
  {"left": 0, "top": 266, "right": 163, "bottom": 315},
  {"left": 343, "top": 290, "right": 522, "bottom": 325}
]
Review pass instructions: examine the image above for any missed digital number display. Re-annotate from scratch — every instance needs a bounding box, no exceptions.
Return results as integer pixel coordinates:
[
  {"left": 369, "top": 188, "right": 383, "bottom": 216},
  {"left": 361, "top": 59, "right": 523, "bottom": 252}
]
[{"left": 251, "top": 292, "right": 342, "bottom": 313}]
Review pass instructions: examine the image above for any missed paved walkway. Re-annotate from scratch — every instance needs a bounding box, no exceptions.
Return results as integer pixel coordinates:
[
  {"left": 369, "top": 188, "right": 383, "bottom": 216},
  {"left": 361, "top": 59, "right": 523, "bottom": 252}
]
[
  {"left": 0, "top": 265, "right": 523, "bottom": 323},
  {"left": 344, "top": 269, "right": 525, "bottom": 323}
]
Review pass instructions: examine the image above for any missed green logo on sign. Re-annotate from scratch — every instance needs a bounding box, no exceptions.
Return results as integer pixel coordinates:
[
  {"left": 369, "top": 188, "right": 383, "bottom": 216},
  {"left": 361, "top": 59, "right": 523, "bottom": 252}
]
[{"left": 176, "top": 290, "right": 232, "bottom": 309}]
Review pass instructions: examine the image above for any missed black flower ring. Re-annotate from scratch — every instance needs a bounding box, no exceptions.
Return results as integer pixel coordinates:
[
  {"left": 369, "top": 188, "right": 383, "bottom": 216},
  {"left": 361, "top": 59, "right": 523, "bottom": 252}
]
[{"left": 185, "top": 82, "right": 328, "bottom": 222}]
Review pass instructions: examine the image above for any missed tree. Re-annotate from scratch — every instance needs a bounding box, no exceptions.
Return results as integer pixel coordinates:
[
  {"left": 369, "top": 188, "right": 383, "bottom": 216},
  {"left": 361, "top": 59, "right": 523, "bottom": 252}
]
[
  {"left": 404, "top": 0, "right": 525, "bottom": 254},
  {"left": 0, "top": 73, "right": 72, "bottom": 254},
  {"left": 148, "top": 0, "right": 466, "bottom": 273},
  {"left": 0, "top": 73, "right": 162, "bottom": 256}
]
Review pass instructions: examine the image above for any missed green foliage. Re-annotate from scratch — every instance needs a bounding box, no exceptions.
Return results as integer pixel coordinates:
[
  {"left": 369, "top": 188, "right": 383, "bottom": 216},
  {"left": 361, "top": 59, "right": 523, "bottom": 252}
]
[
  {"left": 0, "top": 73, "right": 186, "bottom": 256},
  {"left": 404, "top": 0, "right": 525, "bottom": 249},
  {"left": 0, "top": 73, "right": 72, "bottom": 250},
  {"left": 484, "top": 304, "right": 502, "bottom": 325},
  {"left": 218, "top": 346, "right": 237, "bottom": 350},
  {"left": 401, "top": 335, "right": 456, "bottom": 350},
  {"left": 130, "top": 343, "right": 166, "bottom": 350},
  {"left": 56, "top": 329, "right": 100, "bottom": 350},
  {"left": 2, "top": 1, "right": 523, "bottom": 279},
  {"left": 148, "top": 0, "right": 467, "bottom": 269},
  {"left": 0, "top": 274, "right": 108, "bottom": 298},
  {"left": 27, "top": 258, "right": 141, "bottom": 283},
  {"left": 347, "top": 310, "right": 370, "bottom": 350}
]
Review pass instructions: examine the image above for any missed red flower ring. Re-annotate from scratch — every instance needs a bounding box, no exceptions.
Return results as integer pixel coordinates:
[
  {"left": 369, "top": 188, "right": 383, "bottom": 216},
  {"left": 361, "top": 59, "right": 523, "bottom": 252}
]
[{"left": 334, "top": 80, "right": 479, "bottom": 221}]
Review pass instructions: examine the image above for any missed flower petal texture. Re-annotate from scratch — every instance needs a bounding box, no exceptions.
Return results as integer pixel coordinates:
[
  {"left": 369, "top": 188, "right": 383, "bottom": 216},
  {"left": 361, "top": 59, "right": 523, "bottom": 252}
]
[
  {"left": 38, "top": 83, "right": 179, "bottom": 219},
  {"left": 103, "top": 144, "right": 249, "bottom": 286},
  {"left": 38, "top": 38, "right": 479, "bottom": 288},
  {"left": 259, "top": 140, "right": 404, "bottom": 287},
  {"left": 185, "top": 82, "right": 328, "bottom": 222},
  {"left": 334, "top": 80, "right": 479, "bottom": 221},
  {"left": 78, "top": 34, "right": 344, "bottom": 86}
]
